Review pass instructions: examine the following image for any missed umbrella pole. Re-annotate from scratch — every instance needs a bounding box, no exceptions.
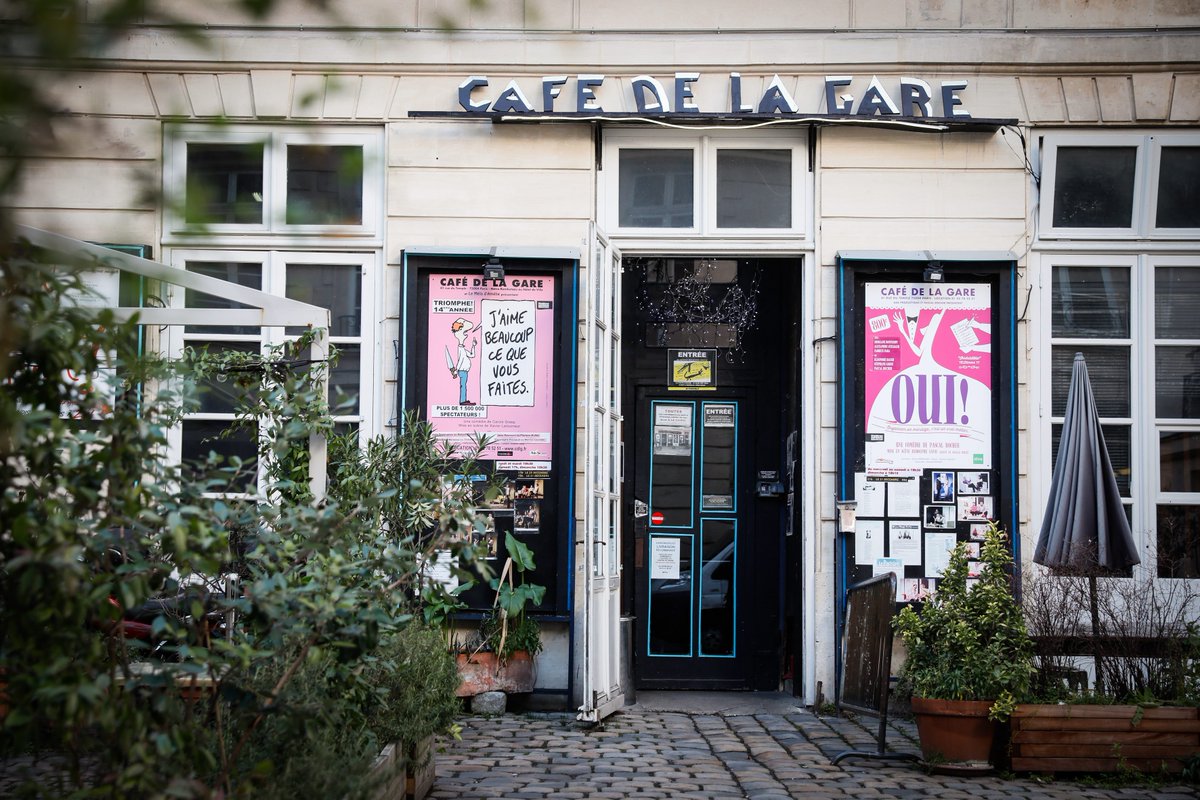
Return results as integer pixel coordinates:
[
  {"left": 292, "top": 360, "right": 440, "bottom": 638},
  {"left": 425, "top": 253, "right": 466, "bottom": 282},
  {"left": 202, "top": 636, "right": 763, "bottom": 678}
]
[{"left": 1088, "top": 573, "right": 1104, "bottom": 696}]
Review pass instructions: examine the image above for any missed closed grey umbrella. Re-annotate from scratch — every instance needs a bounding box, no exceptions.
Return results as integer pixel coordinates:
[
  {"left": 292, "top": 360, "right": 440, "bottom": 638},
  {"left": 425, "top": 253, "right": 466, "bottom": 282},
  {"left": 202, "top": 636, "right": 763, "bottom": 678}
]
[{"left": 1034, "top": 352, "right": 1139, "bottom": 691}]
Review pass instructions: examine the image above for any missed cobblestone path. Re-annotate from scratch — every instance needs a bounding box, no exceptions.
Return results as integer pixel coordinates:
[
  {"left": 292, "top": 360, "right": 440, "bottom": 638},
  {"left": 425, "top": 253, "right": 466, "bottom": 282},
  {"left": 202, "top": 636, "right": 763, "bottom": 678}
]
[{"left": 430, "top": 705, "right": 1199, "bottom": 799}]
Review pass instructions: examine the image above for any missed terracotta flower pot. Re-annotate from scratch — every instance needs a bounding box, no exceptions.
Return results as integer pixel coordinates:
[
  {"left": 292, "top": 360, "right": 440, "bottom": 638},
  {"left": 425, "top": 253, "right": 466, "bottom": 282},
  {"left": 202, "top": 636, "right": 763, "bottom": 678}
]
[
  {"left": 910, "top": 696, "right": 997, "bottom": 768},
  {"left": 455, "top": 650, "right": 536, "bottom": 697}
]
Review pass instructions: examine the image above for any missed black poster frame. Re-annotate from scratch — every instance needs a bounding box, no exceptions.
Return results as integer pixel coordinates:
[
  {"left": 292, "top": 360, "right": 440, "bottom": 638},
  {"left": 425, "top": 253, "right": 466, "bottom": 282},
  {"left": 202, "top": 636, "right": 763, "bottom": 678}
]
[
  {"left": 400, "top": 253, "right": 578, "bottom": 617},
  {"left": 835, "top": 256, "right": 1019, "bottom": 691}
]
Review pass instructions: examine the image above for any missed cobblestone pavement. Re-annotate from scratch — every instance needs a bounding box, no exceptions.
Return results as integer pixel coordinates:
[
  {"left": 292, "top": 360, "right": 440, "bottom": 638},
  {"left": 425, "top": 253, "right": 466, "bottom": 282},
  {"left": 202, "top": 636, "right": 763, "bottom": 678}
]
[{"left": 430, "top": 703, "right": 1199, "bottom": 800}]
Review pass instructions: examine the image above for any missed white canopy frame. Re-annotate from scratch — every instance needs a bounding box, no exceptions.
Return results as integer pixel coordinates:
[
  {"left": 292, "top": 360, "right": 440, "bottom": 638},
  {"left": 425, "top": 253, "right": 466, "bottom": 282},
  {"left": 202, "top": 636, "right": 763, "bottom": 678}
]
[{"left": 15, "top": 224, "right": 332, "bottom": 500}]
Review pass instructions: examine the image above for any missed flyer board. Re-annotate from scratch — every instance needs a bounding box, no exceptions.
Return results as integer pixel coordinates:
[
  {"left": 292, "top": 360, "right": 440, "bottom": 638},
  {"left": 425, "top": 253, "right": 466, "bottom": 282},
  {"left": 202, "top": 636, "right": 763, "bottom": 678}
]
[
  {"left": 425, "top": 273, "right": 556, "bottom": 464},
  {"left": 837, "top": 259, "right": 1016, "bottom": 609},
  {"left": 863, "top": 282, "right": 992, "bottom": 477}
]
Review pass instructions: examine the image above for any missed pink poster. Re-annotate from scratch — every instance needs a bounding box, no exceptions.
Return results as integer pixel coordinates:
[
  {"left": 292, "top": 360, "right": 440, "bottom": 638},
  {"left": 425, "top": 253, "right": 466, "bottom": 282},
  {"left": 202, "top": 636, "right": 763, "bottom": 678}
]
[
  {"left": 426, "top": 273, "right": 556, "bottom": 465},
  {"left": 864, "top": 282, "right": 992, "bottom": 476}
]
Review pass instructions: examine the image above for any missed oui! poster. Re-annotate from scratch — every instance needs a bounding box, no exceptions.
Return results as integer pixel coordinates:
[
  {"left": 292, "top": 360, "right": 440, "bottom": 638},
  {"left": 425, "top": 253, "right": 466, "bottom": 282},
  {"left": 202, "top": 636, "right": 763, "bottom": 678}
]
[
  {"left": 863, "top": 282, "right": 992, "bottom": 476},
  {"left": 425, "top": 273, "right": 556, "bottom": 464}
]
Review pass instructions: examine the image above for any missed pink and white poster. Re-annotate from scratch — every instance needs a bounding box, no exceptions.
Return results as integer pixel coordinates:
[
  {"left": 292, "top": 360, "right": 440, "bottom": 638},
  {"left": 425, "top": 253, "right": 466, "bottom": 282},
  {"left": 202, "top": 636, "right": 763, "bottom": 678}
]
[
  {"left": 426, "top": 273, "right": 556, "bottom": 464},
  {"left": 864, "top": 282, "right": 992, "bottom": 476}
]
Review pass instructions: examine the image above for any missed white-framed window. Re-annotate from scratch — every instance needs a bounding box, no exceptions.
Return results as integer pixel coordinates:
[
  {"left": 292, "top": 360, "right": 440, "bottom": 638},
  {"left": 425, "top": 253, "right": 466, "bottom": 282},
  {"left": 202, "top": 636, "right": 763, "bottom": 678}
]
[
  {"left": 601, "top": 130, "right": 809, "bottom": 238},
  {"left": 1047, "top": 255, "right": 1200, "bottom": 579},
  {"left": 1038, "top": 131, "right": 1200, "bottom": 240},
  {"left": 163, "top": 125, "right": 383, "bottom": 241},
  {"left": 166, "top": 249, "right": 379, "bottom": 492},
  {"left": 1038, "top": 129, "right": 1200, "bottom": 579}
]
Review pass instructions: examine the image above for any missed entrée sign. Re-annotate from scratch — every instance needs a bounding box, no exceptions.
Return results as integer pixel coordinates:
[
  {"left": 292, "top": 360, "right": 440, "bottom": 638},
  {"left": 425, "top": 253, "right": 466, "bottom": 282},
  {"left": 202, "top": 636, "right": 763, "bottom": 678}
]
[{"left": 458, "top": 73, "right": 971, "bottom": 119}]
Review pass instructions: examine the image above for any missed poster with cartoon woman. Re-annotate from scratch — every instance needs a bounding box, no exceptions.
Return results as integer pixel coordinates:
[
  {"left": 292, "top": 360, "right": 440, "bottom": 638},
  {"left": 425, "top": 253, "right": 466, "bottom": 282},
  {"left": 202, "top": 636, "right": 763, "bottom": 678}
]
[
  {"left": 425, "top": 273, "right": 556, "bottom": 464},
  {"left": 863, "top": 282, "right": 993, "bottom": 476}
]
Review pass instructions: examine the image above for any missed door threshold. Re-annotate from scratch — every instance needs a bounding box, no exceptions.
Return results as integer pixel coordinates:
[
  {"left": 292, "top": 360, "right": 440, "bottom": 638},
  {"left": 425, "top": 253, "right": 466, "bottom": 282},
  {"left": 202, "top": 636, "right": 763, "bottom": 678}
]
[{"left": 632, "top": 690, "right": 804, "bottom": 717}]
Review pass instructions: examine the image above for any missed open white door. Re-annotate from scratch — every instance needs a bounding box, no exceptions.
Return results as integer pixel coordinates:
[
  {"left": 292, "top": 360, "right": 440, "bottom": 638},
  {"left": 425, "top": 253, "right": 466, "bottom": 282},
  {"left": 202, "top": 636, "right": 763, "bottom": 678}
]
[{"left": 578, "top": 229, "right": 625, "bottom": 722}]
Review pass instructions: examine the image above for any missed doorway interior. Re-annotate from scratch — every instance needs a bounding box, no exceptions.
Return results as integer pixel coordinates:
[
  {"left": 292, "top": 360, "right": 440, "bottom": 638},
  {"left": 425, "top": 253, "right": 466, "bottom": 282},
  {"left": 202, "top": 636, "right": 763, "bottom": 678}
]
[{"left": 620, "top": 256, "right": 805, "bottom": 691}]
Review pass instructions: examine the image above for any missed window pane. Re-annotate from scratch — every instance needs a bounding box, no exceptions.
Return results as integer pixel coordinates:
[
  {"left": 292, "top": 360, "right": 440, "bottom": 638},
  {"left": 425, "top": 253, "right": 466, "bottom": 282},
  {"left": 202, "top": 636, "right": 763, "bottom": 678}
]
[
  {"left": 649, "top": 534, "right": 692, "bottom": 655},
  {"left": 286, "top": 145, "right": 364, "bottom": 225},
  {"left": 1155, "top": 345, "right": 1200, "bottom": 419},
  {"left": 190, "top": 341, "right": 259, "bottom": 413},
  {"left": 700, "top": 520, "right": 735, "bottom": 656},
  {"left": 329, "top": 344, "right": 361, "bottom": 415},
  {"left": 592, "top": 494, "right": 604, "bottom": 578},
  {"left": 295, "top": 342, "right": 360, "bottom": 414},
  {"left": 646, "top": 323, "right": 739, "bottom": 349},
  {"left": 1052, "top": 265, "right": 1130, "bottom": 338},
  {"left": 618, "top": 149, "right": 693, "bottom": 228},
  {"left": 184, "top": 261, "right": 263, "bottom": 335},
  {"left": 609, "top": 336, "right": 619, "bottom": 409},
  {"left": 1052, "top": 146, "right": 1136, "bottom": 228},
  {"left": 650, "top": 403, "right": 694, "bottom": 527},
  {"left": 1155, "top": 146, "right": 1200, "bottom": 229},
  {"left": 609, "top": 415, "right": 619, "bottom": 494},
  {"left": 1051, "top": 345, "right": 1130, "bottom": 417},
  {"left": 716, "top": 149, "right": 791, "bottom": 228},
  {"left": 608, "top": 498, "right": 619, "bottom": 574},
  {"left": 284, "top": 263, "right": 362, "bottom": 336},
  {"left": 182, "top": 419, "right": 257, "bottom": 492},
  {"left": 1154, "top": 266, "right": 1200, "bottom": 339},
  {"left": 1156, "top": 505, "right": 1200, "bottom": 579},
  {"left": 1053, "top": 422, "right": 1131, "bottom": 497},
  {"left": 1160, "top": 431, "right": 1200, "bottom": 493},
  {"left": 185, "top": 143, "right": 264, "bottom": 224},
  {"left": 701, "top": 403, "right": 736, "bottom": 511},
  {"left": 592, "top": 326, "right": 603, "bottom": 406}
]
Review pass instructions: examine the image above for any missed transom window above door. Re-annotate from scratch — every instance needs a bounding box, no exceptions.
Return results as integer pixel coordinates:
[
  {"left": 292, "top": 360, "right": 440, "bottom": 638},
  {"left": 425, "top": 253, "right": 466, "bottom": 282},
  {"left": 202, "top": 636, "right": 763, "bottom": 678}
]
[
  {"left": 164, "top": 125, "right": 383, "bottom": 240},
  {"left": 602, "top": 132, "right": 810, "bottom": 237}
]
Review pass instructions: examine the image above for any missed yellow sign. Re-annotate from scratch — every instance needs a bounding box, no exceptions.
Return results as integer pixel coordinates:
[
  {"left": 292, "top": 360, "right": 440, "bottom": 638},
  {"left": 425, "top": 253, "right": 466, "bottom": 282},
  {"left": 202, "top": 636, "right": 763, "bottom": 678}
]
[{"left": 668, "top": 349, "right": 717, "bottom": 390}]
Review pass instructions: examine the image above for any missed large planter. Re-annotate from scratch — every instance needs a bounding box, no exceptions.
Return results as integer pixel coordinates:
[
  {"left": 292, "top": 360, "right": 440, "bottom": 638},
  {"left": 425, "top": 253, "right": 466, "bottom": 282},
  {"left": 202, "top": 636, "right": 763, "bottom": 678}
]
[
  {"left": 910, "top": 697, "right": 998, "bottom": 768},
  {"left": 455, "top": 650, "right": 535, "bottom": 697},
  {"left": 405, "top": 735, "right": 435, "bottom": 800},
  {"left": 1012, "top": 704, "right": 1200, "bottom": 774},
  {"left": 367, "top": 742, "right": 407, "bottom": 800}
]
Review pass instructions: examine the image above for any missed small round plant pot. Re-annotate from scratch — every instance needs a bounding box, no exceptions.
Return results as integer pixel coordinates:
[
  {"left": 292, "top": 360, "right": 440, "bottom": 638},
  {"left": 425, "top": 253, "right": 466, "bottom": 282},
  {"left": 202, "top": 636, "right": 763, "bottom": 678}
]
[{"left": 910, "top": 696, "right": 997, "bottom": 770}]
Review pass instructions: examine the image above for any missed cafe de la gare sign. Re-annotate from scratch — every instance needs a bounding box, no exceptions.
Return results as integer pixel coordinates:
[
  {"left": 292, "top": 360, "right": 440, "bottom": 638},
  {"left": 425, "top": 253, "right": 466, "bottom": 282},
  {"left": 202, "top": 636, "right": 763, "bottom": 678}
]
[{"left": 456, "top": 73, "right": 973, "bottom": 119}]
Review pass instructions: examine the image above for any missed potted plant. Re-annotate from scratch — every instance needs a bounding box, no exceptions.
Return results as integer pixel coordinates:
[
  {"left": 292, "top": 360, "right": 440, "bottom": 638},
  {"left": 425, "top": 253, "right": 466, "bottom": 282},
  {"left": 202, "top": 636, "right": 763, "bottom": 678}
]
[
  {"left": 894, "top": 522, "right": 1035, "bottom": 769},
  {"left": 455, "top": 532, "right": 546, "bottom": 697}
]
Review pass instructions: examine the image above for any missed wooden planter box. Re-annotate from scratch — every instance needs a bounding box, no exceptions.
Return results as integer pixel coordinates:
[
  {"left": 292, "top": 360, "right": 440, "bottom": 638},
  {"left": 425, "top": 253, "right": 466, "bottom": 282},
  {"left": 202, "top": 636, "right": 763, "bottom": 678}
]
[
  {"left": 367, "top": 736, "right": 434, "bottom": 800},
  {"left": 406, "top": 735, "right": 435, "bottom": 800},
  {"left": 1012, "top": 704, "right": 1200, "bottom": 774},
  {"left": 367, "top": 743, "right": 407, "bottom": 800}
]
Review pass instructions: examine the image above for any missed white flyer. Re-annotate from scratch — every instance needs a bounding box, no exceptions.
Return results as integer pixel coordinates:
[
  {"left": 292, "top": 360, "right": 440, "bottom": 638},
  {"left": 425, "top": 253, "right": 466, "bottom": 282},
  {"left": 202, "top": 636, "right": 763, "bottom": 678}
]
[
  {"left": 854, "top": 473, "right": 886, "bottom": 517},
  {"left": 650, "top": 536, "right": 681, "bottom": 580},
  {"left": 924, "top": 532, "right": 958, "bottom": 578},
  {"left": 887, "top": 480, "right": 920, "bottom": 518},
  {"left": 889, "top": 520, "right": 923, "bottom": 567},
  {"left": 855, "top": 519, "right": 885, "bottom": 566}
]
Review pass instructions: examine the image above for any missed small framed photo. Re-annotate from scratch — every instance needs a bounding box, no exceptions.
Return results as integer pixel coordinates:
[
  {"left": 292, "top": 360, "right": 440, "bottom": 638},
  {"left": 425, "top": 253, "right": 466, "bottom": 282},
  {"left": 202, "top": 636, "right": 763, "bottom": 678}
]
[
  {"left": 969, "top": 523, "right": 989, "bottom": 541},
  {"left": 957, "top": 471, "right": 990, "bottom": 496},
  {"left": 958, "top": 495, "right": 994, "bottom": 522},
  {"left": 924, "top": 504, "right": 957, "bottom": 529},
  {"left": 931, "top": 471, "right": 956, "bottom": 503},
  {"left": 514, "top": 500, "right": 541, "bottom": 534}
]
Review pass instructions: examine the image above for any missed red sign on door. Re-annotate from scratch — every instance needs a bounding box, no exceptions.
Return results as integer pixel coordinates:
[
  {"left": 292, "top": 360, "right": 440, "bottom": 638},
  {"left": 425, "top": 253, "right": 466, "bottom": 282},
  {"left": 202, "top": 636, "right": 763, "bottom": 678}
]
[{"left": 650, "top": 511, "right": 664, "bottom": 525}]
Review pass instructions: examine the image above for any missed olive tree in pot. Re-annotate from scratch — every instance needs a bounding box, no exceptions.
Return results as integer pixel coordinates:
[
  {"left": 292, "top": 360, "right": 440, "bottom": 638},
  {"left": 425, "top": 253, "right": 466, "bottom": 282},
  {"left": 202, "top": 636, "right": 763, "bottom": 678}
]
[{"left": 894, "top": 522, "right": 1035, "bottom": 769}]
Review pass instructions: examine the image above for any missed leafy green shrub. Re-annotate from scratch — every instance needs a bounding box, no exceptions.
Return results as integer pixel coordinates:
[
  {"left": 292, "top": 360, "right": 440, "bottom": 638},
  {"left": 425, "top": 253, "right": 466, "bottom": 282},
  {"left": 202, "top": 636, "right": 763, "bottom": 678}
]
[
  {"left": 361, "top": 622, "right": 462, "bottom": 758},
  {"left": 0, "top": 250, "right": 489, "bottom": 798},
  {"left": 894, "top": 522, "right": 1035, "bottom": 721}
]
